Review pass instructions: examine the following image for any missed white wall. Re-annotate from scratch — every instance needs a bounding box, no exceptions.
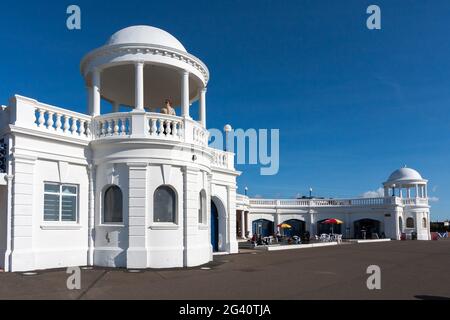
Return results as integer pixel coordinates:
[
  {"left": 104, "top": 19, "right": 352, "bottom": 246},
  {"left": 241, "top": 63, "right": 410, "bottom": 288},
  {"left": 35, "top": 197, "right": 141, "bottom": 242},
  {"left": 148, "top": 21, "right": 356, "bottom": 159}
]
[
  {"left": 0, "top": 185, "right": 7, "bottom": 269},
  {"left": 94, "top": 163, "right": 129, "bottom": 267},
  {"left": 33, "top": 159, "right": 89, "bottom": 270}
]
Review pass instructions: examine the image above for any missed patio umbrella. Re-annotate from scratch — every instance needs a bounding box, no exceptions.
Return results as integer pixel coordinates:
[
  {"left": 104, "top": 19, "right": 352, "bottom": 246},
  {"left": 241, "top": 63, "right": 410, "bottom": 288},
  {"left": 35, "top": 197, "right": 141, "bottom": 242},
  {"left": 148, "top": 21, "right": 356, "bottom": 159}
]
[
  {"left": 277, "top": 223, "right": 292, "bottom": 237},
  {"left": 322, "top": 218, "right": 344, "bottom": 234}
]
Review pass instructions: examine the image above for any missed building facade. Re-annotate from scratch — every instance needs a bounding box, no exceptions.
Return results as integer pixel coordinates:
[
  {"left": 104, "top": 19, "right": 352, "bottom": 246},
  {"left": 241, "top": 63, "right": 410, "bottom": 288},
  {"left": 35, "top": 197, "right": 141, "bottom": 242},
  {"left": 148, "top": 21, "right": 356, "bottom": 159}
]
[
  {"left": 236, "top": 167, "right": 431, "bottom": 242},
  {"left": 0, "top": 25, "right": 431, "bottom": 272},
  {"left": 0, "top": 26, "right": 239, "bottom": 272}
]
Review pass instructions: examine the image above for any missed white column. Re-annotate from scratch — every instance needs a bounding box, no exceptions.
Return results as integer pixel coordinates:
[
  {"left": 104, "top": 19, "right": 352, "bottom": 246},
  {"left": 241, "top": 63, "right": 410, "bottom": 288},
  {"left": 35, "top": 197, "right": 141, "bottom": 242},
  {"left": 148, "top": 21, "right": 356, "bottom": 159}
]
[
  {"left": 406, "top": 187, "right": 411, "bottom": 198},
  {"left": 399, "top": 187, "right": 403, "bottom": 198},
  {"left": 86, "top": 86, "right": 93, "bottom": 115},
  {"left": 135, "top": 62, "right": 144, "bottom": 111},
  {"left": 199, "top": 87, "right": 207, "bottom": 127},
  {"left": 126, "top": 162, "right": 148, "bottom": 269},
  {"left": 240, "top": 210, "right": 245, "bottom": 238},
  {"left": 415, "top": 185, "right": 419, "bottom": 198},
  {"left": 92, "top": 68, "right": 101, "bottom": 116},
  {"left": 112, "top": 102, "right": 120, "bottom": 113},
  {"left": 87, "top": 165, "right": 95, "bottom": 266},
  {"left": 181, "top": 70, "right": 190, "bottom": 118},
  {"left": 182, "top": 166, "right": 200, "bottom": 266},
  {"left": 227, "top": 185, "right": 239, "bottom": 253},
  {"left": 424, "top": 185, "right": 428, "bottom": 198}
]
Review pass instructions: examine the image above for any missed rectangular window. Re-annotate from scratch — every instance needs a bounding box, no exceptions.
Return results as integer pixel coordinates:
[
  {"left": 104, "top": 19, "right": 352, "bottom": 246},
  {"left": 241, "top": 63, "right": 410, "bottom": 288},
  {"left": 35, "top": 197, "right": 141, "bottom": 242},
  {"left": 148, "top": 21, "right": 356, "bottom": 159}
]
[{"left": 44, "top": 183, "right": 78, "bottom": 222}]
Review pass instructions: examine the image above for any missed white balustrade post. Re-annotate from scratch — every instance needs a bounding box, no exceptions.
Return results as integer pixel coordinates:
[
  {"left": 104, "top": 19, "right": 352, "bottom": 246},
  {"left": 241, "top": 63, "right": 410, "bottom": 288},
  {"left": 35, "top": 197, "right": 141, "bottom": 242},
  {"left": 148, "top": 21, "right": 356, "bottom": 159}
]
[
  {"left": 37, "top": 109, "right": 45, "bottom": 127},
  {"left": 199, "top": 87, "right": 207, "bottom": 127},
  {"left": 92, "top": 69, "right": 101, "bottom": 116},
  {"left": 181, "top": 70, "right": 190, "bottom": 118},
  {"left": 47, "top": 111, "right": 54, "bottom": 130},
  {"left": 134, "top": 61, "right": 144, "bottom": 111}
]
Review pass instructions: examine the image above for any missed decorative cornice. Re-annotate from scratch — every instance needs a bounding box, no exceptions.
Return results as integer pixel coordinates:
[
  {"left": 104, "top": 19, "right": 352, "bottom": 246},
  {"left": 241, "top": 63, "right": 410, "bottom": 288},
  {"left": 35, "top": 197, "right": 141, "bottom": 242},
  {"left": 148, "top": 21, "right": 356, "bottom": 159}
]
[{"left": 80, "top": 43, "right": 209, "bottom": 84}]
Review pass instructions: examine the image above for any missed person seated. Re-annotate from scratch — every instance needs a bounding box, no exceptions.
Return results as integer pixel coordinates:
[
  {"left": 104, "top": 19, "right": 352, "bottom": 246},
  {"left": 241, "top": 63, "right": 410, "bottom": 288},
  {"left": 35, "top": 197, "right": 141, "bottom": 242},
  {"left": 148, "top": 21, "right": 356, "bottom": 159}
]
[
  {"left": 160, "top": 99, "right": 176, "bottom": 115},
  {"left": 159, "top": 99, "right": 176, "bottom": 135}
]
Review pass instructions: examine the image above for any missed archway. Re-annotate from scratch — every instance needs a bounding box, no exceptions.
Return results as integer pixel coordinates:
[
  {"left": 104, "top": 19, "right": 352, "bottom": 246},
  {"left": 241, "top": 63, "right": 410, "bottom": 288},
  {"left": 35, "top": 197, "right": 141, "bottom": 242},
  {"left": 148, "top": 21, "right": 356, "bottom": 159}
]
[
  {"left": 354, "top": 219, "right": 381, "bottom": 239},
  {"left": 317, "top": 219, "right": 342, "bottom": 235},
  {"left": 252, "top": 219, "right": 274, "bottom": 237},
  {"left": 282, "top": 219, "right": 305, "bottom": 237},
  {"left": 211, "top": 196, "right": 227, "bottom": 252},
  {"left": 210, "top": 201, "right": 219, "bottom": 252}
]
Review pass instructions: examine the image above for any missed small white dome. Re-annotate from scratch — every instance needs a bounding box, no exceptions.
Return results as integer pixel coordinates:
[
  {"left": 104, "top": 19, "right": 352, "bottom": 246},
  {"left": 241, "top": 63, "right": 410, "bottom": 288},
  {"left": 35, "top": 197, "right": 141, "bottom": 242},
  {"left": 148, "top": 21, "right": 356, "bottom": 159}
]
[
  {"left": 107, "top": 25, "right": 187, "bottom": 52},
  {"left": 387, "top": 167, "right": 423, "bottom": 182}
]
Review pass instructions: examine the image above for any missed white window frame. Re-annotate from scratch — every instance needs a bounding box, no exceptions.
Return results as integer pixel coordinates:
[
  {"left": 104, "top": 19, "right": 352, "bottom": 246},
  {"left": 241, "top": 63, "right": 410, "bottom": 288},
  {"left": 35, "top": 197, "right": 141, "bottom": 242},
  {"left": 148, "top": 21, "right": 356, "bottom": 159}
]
[
  {"left": 149, "top": 185, "right": 179, "bottom": 230},
  {"left": 43, "top": 182, "right": 79, "bottom": 224},
  {"left": 101, "top": 185, "right": 124, "bottom": 226}
]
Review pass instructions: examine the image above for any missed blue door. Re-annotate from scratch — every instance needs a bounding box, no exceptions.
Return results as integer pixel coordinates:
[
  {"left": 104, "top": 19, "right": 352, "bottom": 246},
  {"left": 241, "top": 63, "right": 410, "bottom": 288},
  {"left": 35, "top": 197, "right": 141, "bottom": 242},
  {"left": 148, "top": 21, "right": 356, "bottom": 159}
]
[{"left": 211, "top": 201, "right": 219, "bottom": 252}]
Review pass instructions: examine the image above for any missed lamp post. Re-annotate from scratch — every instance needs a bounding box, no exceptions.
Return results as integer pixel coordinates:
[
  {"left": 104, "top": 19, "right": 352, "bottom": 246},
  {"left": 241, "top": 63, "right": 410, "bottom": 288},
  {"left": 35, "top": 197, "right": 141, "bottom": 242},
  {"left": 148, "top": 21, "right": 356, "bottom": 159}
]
[
  {"left": 244, "top": 186, "right": 248, "bottom": 196},
  {"left": 224, "top": 124, "right": 232, "bottom": 152},
  {"left": 309, "top": 187, "right": 313, "bottom": 198}
]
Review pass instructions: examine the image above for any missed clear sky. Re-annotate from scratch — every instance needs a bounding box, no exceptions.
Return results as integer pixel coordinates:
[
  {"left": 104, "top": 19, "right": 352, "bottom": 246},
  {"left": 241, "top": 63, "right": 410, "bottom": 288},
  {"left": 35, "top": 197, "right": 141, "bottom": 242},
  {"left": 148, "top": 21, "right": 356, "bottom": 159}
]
[{"left": 0, "top": 0, "right": 449, "bottom": 220}]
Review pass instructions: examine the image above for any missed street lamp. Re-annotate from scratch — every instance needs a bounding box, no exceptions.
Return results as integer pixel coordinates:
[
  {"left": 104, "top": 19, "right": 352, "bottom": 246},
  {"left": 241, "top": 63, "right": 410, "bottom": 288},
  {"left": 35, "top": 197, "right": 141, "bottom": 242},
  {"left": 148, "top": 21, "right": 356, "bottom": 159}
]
[{"left": 224, "top": 124, "right": 232, "bottom": 152}]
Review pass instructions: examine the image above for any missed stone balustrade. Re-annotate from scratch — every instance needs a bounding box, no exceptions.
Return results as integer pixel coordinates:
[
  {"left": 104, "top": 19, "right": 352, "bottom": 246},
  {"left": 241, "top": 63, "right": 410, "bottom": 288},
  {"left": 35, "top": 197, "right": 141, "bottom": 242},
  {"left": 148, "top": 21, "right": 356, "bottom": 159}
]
[
  {"left": 6, "top": 95, "right": 220, "bottom": 156},
  {"left": 211, "top": 149, "right": 234, "bottom": 170},
  {"left": 145, "top": 113, "right": 183, "bottom": 140},
  {"left": 402, "top": 198, "right": 429, "bottom": 206},
  {"left": 9, "top": 95, "right": 92, "bottom": 140},
  {"left": 95, "top": 113, "right": 131, "bottom": 138},
  {"left": 249, "top": 197, "right": 411, "bottom": 208}
]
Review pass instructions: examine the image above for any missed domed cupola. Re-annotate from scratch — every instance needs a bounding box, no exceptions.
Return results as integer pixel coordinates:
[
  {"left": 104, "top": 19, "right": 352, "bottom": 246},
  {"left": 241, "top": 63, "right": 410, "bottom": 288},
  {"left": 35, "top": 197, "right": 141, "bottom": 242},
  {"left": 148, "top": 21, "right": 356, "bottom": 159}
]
[
  {"left": 107, "top": 26, "right": 187, "bottom": 52},
  {"left": 80, "top": 25, "right": 209, "bottom": 122},
  {"left": 383, "top": 166, "right": 428, "bottom": 199}
]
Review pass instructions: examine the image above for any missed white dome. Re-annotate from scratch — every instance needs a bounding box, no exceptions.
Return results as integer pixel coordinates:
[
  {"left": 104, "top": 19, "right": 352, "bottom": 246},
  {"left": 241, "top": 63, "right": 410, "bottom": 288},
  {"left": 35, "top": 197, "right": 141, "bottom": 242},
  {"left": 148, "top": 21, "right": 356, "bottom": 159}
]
[
  {"left": 387, "top": 167, "right": 423, "bottom": 182},
  {"left": 107, "top": 25, "right": 187, "bottom": 52}
]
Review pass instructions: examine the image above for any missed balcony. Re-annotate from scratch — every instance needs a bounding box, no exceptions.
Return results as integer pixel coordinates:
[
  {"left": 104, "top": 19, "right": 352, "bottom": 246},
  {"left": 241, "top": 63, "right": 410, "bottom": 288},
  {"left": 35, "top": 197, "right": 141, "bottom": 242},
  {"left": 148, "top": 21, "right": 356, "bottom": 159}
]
[{"left": 6, "top": 95, "right": 209, "bottom": 147}]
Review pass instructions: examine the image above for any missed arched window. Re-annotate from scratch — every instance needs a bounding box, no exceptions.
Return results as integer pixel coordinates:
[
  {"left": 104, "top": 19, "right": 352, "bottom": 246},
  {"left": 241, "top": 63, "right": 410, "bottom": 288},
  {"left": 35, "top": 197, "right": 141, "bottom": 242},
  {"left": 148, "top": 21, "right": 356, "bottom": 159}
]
[
  {"left": 406, "top": 217, "right": 415, "bottom": 228},
  {"left": 103, "top": 186, "right": 123, "bottom": 223},
  {"left": 422, "top": 217, "right": 427, "bottom": 228},
  {"left": 154, "top": 185, "right": 176, "bottom": 223},
  {"left": 199, "top": 190, "right": 207, "bottom": 224}
]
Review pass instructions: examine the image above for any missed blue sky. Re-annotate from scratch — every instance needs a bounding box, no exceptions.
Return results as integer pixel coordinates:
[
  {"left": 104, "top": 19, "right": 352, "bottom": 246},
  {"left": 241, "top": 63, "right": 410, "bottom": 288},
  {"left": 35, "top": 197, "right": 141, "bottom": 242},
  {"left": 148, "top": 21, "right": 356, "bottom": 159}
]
[{"left": 0, "top": 0, "right": 449, "bottom": 220}]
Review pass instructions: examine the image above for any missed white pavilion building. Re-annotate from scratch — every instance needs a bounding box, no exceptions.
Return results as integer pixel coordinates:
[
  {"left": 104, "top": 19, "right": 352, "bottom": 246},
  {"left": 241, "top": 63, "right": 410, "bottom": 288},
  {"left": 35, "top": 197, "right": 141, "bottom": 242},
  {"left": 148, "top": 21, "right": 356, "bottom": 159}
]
[
  {"left": 236, "top": 167, "right": 431, "bottom": 242},
  {"left": 0, "top": 26, "right": 431, "bottom": 272}
]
